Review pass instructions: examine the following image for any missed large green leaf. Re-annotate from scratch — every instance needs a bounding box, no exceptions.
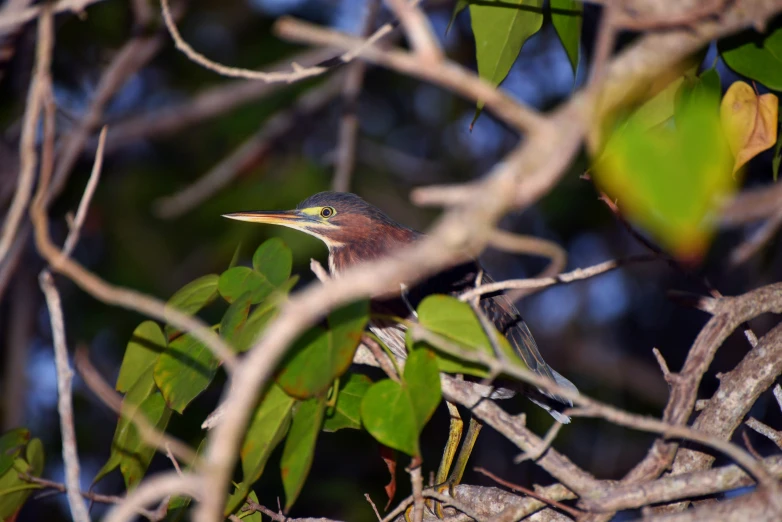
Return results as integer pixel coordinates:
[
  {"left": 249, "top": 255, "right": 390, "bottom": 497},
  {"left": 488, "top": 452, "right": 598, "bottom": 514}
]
[
  {"left": 470, "top": 0, "right": 543, "bottom": 113},
  {"left": 550, "top": 0, "right": 582, "bottom": 76},
  {"left": 94, "top": 372, "right": 172, "bottom": 489},
  {"left": 361, "top": 379, "right": 419, "bottom": 456},
  {"left": 232, "top": 302, "right": 280, "bottom": 353},
  {"left": 323, "top": 373, "right": 373, "bottom": 432},
  {"left": 164, "top": 274, "right": 220, "bottom": 338},
  {"left": 154, "top": 332, "right": 220, "bottom": 414},
  {"left": 120, "top": 392, "right": 172, "bottom": 489},
  {"left": 594, "top": 68, "right": 735, "bottom": 261},
  {"left": 360, "top": 348, "right": 441, "bottom": 457},
  {"left": 252, "top": 237, "right": 292, "bottom": 286},
  {"left": 219, "top": 239, "right": 294, "bottom": 304},
  {"left": 415, "top": 295, "right": 522, "bottom": 375},
  {"left": 225, "top": 276, "right": 298, "bottom": 353},
  {"left": 281, "top": 396, "right": 326, "bottom": 511},
  {"left": 277, "top": 301, "right": 369, "bottom": 399},
  {"left": 218, "top": 267, "right": 271, "bottom": 304},
  {"left": 225, "top": 384, "right": 295, "bottom": 515},
  {"left": 116, "top": 321, "right": 166, "bottom": 393},
  {"left": 404, "top": 349, "right": 441, "bottom": 431},
  {"left": 720, "top": 25, "right": 782, "bottom": 91},
  {"left": 0, "top": 429, "right": 30, "bottom": 476}
]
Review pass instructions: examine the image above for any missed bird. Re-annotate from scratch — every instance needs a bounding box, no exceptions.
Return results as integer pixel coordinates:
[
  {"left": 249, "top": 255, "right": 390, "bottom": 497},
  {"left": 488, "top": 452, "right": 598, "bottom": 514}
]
[{"left": 224, "top": 191, "right": 577, "bottom": 496}]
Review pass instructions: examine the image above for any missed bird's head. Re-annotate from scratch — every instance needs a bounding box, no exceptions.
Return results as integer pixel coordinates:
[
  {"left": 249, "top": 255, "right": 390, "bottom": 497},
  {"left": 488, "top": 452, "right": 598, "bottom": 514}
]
[{"left": 223, "top": 191, "right": 415, "bottom": 251}]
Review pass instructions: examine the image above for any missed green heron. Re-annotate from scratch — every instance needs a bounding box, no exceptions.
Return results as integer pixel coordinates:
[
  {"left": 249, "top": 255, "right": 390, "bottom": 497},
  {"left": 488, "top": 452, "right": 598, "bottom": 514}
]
[{"left": 224, "top": 191, "right": 576, "bottom": 497}]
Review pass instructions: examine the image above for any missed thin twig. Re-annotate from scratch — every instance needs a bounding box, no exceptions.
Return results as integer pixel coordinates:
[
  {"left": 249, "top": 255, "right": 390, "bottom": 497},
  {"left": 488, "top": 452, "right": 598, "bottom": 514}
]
[
  {"left": 274, "top": 17, "right": 547, "bottom": 133},
  {"left": 729, "top": 208, "right": 782, "bottom": 267},
  {"left": 473, "top": 467, "right": 583, "bottom": 519},
  {"left": 513, "top": 421, "right": 564, "bottom": 464},
  {"left": 0, "top": 1, "right": 49, "bottom": 268},
  {"left": 459, "top": 254, "right": 656, "bottom": 302},
  {"left": 774, "top": 384, "right": 782, "bottom": 413},
  {"left": 746, "top": 418, "right": 782, "bottom": 451},
  {"left": 332, "top": 0, "right": 380, "bottom": 193},
  {"left": 409, "top": 459, "right": 424, "bottom": 522},
  {"left": 103, "top": 47, "right": 336, "bottom": 152},
  {"left": 365, "top": 493, "right": 382, "bottom": 521},
  {"left": 21, "top": 475, "right": 162, "bottom": 521},
  {"left": 0, "top": 0, "right": 103, "bottom": 31},
  {"left": 39, "top": 273, "right": 91, "bottom": 522},
  {"left": 62, "top": 126, "right": 107, "bottom": 258}
]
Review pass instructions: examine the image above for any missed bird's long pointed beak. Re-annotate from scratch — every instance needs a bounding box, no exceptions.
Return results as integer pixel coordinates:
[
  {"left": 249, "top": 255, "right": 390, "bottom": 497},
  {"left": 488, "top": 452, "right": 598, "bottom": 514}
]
[{"left": 222, "top": 210, "right": 309, "bottom": 227}]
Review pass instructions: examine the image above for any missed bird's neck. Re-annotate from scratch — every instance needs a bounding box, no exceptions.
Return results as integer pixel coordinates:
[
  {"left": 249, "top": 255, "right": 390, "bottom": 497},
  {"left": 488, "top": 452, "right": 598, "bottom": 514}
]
[{"left": 327, "top": 227, "right": 419, "bottom": 277}]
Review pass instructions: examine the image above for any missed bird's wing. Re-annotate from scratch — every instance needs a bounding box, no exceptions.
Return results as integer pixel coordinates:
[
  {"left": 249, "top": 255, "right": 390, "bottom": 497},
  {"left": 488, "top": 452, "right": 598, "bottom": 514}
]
[{"left": 478, "top": 271, "right": 576, "bottom": 406}]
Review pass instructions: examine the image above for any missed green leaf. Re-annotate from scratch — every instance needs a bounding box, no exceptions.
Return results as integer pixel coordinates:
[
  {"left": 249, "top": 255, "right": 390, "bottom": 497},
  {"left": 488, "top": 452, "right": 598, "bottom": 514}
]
[
  {"left": 719, "top": 25, "right": 782, "bottom": 91},
  {"left": 117, "top": 321, "right": 166, "bottom": 393},
  {"left": 228, "top": 276, "right": 298, "bottom": 353},
  {"left": 0, "top": 456, "right": 37, "bottom": 520},
  {"left": 225, "top": 384, "right": 295, "bottom": 515},
  {"left": 415, "top": 295, "right": 524, "bottom": 375},
  {"left": 232, "top": 302, "right": 280, "bottom": 353},
  {"left": 404, "top": 348, "right": 441, "bottom": 431},
  {"left": 323, "top": 373, "right": 372, "bottom": 432},
  {"left": 418, "top": 295, "right": 490, "bottom": 349},
  {"left": 361, "top": 347, "right": 442, "bottom": 457},
  {"left": 95, "top": 372, "right": 173, "bottom": 489},
  {"left": 446, "top": 0, "right": 468, "bottom": 34},
  {"left": 220, "top": 291, "right": 254, "bottom": 345},
  {"left": 594, "top": 68, "right": 735, "bottom": 262},
  {"left": 281, "top": 396, "right": 326, "bottom": 511},
  {"left": 154, "top": 332, "right": 220, "bottom": 413},
  {"left": 0, "top": 429, "right": 30, "bottom": 476},
  {"left": 120, "top": 392, "right": 172, "bottom": 489},
  {"left": 361, "top": 380, "right": 419, "bottom": 456},
  {"left": 218, "top": 267, "right": 271, "bottom": 304},
  {"left": 277, "top": 301, "right": 369, "bottom": 399},
  {"left": 470, "top": 0, "right": 543, "bottom": 114},
  {"left": 252, "top": 237, "right": 293, "bottom": 286},
  {"left": 25, "top": 439, "right": 44, "bottom": 476},
  {"left": 550, "top": 0, "right": 582, "bottom": 76},
  {"left": 164, "top": 274, "right": 220, "bottom": 338},
  {"left": 219, "top": 239, "right": 294, "bottom": 305}
]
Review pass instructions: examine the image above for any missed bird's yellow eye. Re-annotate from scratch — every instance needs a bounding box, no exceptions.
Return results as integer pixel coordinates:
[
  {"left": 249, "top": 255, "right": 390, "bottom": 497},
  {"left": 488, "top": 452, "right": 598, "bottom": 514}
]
[{"left": 320, "top": 206, "right": 336, "bottom": 218}]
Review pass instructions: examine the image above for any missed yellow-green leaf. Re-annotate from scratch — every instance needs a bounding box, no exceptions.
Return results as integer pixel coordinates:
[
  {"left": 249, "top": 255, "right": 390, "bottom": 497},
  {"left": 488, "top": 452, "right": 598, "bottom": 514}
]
[
  {"left": 154, "top": 333, "right": 219, "bottom": 413},
  {"left": 276, "top": 301, "right": 369, "bottom": 399},
  {"left": 551, "top": 0, "right": 582, "bottom": 76},
  {"left": 116, "top": 321, "right": 166, "bottom": 393},
  {"left": 470, "top": 0, "right": 543, "bottom": 116},
  {"left": 593, "top": 70, "right": 735, "bottom": 262},
  {"left": 281, "top": 396, "right": 326, "bottom": 511}
]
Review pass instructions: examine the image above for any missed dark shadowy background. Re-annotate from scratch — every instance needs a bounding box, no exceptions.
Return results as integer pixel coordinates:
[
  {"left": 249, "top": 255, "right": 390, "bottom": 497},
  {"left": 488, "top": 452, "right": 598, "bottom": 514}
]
[{"left": 1, "top": 1, "right": 781, "bottom": 520}]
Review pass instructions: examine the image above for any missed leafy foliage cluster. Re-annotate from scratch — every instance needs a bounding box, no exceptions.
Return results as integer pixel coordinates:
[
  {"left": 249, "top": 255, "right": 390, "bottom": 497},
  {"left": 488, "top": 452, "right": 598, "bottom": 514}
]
[{"left": 52, "top": 239, "right": 522, "bottom": 518}]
